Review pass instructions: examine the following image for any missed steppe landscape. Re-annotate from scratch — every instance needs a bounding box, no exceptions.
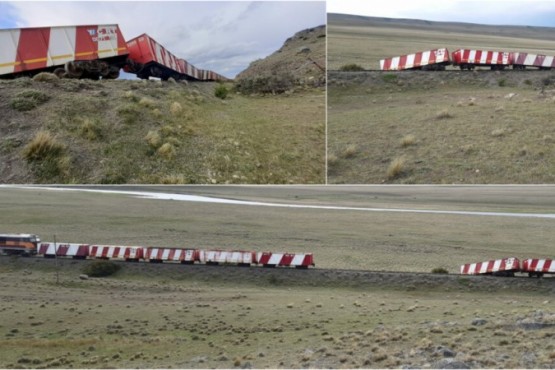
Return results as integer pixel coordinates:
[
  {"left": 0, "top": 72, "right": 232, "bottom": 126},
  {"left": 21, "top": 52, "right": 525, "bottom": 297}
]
[
  {"left": 0, "top": 186, "right": 553, "bottom": 368},
  {"left": 328, "top": 14, "right": 555, "bottom": 184}
]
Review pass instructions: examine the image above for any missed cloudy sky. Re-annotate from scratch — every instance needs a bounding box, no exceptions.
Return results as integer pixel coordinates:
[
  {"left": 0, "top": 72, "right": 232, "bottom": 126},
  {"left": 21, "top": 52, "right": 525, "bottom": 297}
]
[
  {"left": 328, "top": 0, "right": 555, "bottom": 27},
  {"left": 0, "top": 1, "right": 325, "bottom": 78}
]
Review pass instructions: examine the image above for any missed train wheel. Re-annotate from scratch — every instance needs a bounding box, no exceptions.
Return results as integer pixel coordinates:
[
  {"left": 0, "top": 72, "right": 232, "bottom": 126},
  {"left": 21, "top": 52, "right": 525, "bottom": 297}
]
[
  {"left": 53, "top": 67, "right": 66, "bottom": 78},
  {"left": 65, "top": 61, "right": 83, "bottom": 78}
]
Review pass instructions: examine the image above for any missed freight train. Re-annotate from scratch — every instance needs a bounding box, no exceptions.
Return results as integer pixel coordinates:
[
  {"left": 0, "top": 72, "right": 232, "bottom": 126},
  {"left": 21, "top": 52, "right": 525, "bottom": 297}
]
[
  {"left": 2, "top": 234, "right": 553, "bottom": 277},
  {"left": 379, "top": 48, "right": 555, "bottom": 71},
  {"left": 0, "top": 234, "right": 315, "bottom": 269},
  {"left": 0, "top": 24, "right": 227, "bottom": 81}
]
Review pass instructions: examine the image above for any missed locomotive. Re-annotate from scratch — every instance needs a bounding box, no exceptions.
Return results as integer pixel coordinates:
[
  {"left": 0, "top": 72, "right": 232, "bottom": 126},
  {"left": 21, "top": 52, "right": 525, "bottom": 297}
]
[
  {"left": 0, "top": 24, "right": 227, "bottom": 81},
  {"left": 0, "top": 234, "right": 40, "bottom": 256},
  {"left": 379, "top": 48, "right": 555, "bottom": 71}
]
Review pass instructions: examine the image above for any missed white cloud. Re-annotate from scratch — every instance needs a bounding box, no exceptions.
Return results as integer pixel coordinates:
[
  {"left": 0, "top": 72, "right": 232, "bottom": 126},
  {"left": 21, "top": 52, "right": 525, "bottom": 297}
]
[{"left": 5, "top": 1, "right": 326, "bottom": 78}]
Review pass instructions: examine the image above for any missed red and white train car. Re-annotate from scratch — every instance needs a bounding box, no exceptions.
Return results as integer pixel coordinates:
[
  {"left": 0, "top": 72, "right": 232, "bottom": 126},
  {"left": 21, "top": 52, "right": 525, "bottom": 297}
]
[
  {"left": 512, "top": 52, "right": 555, "bottom": 70},
  {"left": 89, "top": 245, "right": 144, "bottom": 261},
  {"left": 125, "top": 33, "right": 187, "bottom": 80},
  {"left": 145, "top": 247, "right": 198, "bottom": 264},
  {"left": 0, "top": 24, "right": 128, "bottom": 79},
  {"left": 257, "top": 252, "right": 315, "bottom": 269},
  {"left": 451, "top": 49, "right": 512, "bottom": 70},
  {"left": 521, "top": 258, "right": 555, "bottom": 278},
  {"left": 460, "top": 257, "right": 520, "bottom": 276},
  {"left": 379, "top": 48, "right": 451, "bottom": 71},
  {"left": 199, "top": 250, "right": 257, "bottom": 266},
  {"left": 38, "top": 242, "right": 89, "bottom": 259}
]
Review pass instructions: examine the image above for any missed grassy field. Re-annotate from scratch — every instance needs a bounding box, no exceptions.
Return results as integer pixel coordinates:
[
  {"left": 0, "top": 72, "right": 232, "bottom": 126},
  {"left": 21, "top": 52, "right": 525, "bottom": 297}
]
[
  {"left": 327, "top": 14, "right": 555, "bottom": 184},
  {"left": 0, "top": 78, "right": 325, "bottom": 184},
  {"left": 0, "top": 259, "right": 553, "bottom": 369}
]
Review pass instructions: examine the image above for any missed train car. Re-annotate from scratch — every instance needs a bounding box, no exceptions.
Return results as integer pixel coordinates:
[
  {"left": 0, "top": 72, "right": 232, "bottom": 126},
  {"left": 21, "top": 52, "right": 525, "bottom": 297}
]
[
  {"left": 512, "top": 52, "right": 555, "bottom": 70},
  {"left": 89, "top": 245, "right": 144, "bottom": 262},
  {"left": 0, "top": 233, "right": 40, "bottom": 256},
  {"left": 451, "top": 49, "right": 512, "bottom": 70},
  {"left": 199, "top": 250, "right": 257, "bottom": 266},
  {"left": 379, "top": 48, "right": 451, "bottom": 71},
  {"left": 124, "top": 33, "right": 193, "bottom": 81},
  {"left": 256, "top": 252, "right": 315, "bottom": 269},
  {"left": 38, "top": 242, "right": 89, "bottom": 259},
  {"left": 145, "top": 247, "right": 198, "bottom": 264},
  {"left": 460, "top": 257, "right": 520, "bottom": 277},
  {"left": 0, "top": 24, "right": 128, "bottom": 79},
  {"left": 521, "top": 258, "right": 555, "bottom": 278}
]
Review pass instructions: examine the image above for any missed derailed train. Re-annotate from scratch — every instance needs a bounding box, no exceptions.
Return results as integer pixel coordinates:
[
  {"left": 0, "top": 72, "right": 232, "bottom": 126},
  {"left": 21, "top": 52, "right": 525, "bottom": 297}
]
[
  {"left": 0, "top": 234, "right": 315, "bottom": 269},
  {"left": 379, "top": 47, "right": 555, "bottom": 71},
  {"left": 2, "top": 234, "right": 554, "bottom": 277},
  {"left": 0, "top": 24, "right": 226, "bottom": 81}
]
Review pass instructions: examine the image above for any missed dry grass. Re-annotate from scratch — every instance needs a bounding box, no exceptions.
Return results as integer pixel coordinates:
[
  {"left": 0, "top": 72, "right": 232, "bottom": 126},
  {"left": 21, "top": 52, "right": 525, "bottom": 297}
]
[
  {"left": 157, "top": 142, "right": 175, "bottom": 160},
  {"left": 342, "top": 144, "right": 358, "bottom": 158},
  {"left": 435, "top": 109, "right": 453, "bottom": 120},
  {"left": 386, "top": 156, "right": 406, "bottom": 180},
  {"left": 145, "top": 130, "right": 162, "bottom": 149},
  {"left": 400, "top": 135, "right": 416, "bottom": 147},
  {"left": 22, "top": 131, "right": 64, "bottom": 161}
]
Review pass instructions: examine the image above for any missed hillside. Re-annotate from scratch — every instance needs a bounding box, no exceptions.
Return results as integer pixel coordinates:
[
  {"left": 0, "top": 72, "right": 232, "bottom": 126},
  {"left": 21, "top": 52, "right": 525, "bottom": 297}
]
[
  {"left": 328, "top": 14, "right": 555, "bottom": 184},
  {"left": 235, "top": 25, "right": 326, "bottom": 93},
  {"left": 0, "top": 73, "right": 324, "bottom": 184}
]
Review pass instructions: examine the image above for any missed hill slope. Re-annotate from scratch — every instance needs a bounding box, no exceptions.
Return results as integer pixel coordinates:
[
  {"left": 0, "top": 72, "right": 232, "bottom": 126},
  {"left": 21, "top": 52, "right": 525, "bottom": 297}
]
[
  {"left": 0, "top": 74, "right": 324, "bottom": 184},
  {"left": 235, "top": 25, "right": 326, "bottom": 93}
]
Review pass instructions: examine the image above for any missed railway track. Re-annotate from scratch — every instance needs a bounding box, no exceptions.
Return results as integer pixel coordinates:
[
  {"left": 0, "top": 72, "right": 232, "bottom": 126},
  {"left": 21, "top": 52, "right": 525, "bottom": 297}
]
[{"left": 2, "top": 254, "right": 553, "bottom": 294}]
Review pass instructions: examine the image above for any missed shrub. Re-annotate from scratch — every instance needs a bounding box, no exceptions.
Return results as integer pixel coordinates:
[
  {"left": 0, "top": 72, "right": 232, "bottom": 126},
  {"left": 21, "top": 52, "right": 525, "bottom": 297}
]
[
  {"left": 498, "top": 78, "right": 507, "bottom": 87},
  {"left": 431, "top": 267, "right": 449, "bottom": 274},
  {"left": 22, "top": 131, "right": 64, "bottom": 161},
  {"left": 382, "top": 74, "right": 398, "bottom": 83},
  {"left": 234, "top": 73, "right": 296, "bottom": 95},
  {"left": 83, "top": 261, "right": 121, "bottom": 277},
  {"left": 386, "top": 156, "right": 406, "bottom": 180},
  {"left": 339, "top": 64, "right": 364, "bottom": 72},
  {"left": 342, "top": 144, "right": 358, "bottom": 158},
  {"left": 10, "top": 90, "right": 50, "bottom": 111},
  {"left": 214, "top": 84, "right": 229, "bottom": 99}
]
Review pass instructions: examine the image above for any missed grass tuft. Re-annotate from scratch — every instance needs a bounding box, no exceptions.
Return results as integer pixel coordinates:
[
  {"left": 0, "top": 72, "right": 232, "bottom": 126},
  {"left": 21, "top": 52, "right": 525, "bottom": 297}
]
[
  {"left": 342, "top": 144, "right": 358, "bottom": 158},
  {"left": 400, "top": 135, "right": 416, "bottom": 147},
  {"left": 170, "top": 102, "right": 183, "bottom": 116},
  {"left": 386, "top": 156, "right": 406, "bottom": 180},
  {"left": 145, "top": 130, "right": 162, "bottom": 149},
  {"left": 435, "top": 109, "right": 453, "bottom": 120},
  {"left": 11, "top": 90, "right": 50, "bottom": 111},
  {"left": 157, "top": 143, "right": 175, "bottom": 160},
  {"left": 22, "top": 131, "right": 64, "bottom": 161}
]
